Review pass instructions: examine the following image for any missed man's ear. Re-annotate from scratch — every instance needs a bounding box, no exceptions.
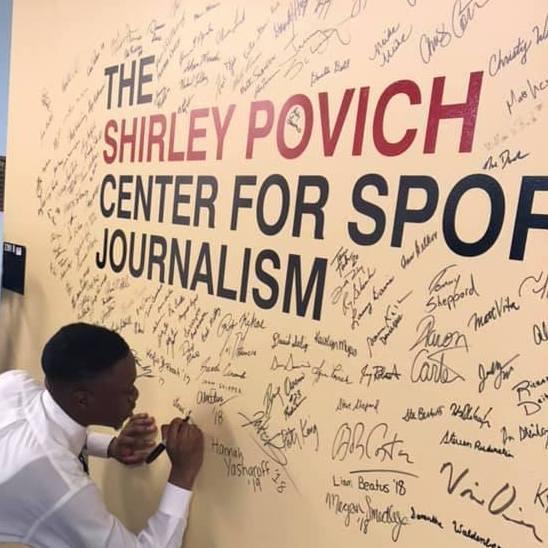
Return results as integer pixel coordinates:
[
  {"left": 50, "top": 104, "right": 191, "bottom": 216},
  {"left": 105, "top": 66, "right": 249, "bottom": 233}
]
[{"left": 73, "top": 385, "right": 92, "bottom": 408}]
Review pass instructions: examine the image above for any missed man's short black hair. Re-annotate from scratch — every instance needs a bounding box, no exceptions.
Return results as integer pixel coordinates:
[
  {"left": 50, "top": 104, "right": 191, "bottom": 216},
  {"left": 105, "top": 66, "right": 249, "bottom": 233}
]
[{"left": 41, "top": 322, "right": 130, "bottom": 382}]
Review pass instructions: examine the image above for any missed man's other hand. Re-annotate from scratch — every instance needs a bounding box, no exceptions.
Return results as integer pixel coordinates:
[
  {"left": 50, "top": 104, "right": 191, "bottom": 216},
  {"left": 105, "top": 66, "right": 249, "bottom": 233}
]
[{"left": 108, "top": 413, "right": 157, "bottom": 465}]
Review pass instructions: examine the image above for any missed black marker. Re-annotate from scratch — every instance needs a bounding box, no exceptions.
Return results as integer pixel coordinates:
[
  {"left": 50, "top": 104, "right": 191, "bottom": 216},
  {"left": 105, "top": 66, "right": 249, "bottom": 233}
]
[
  {"left": 145, "top": 415, "right": 191, "bottom": 464},
  {"left": 145, "top": 440, "right": 166, "bottom": 463}
]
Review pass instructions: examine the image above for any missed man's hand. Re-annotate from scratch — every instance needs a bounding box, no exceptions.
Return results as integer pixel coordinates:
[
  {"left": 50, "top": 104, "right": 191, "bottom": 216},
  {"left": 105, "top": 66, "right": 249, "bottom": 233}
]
[
  {"left": 108, "top": 413, "right": 158, "bottom": 465},
  {"left": 163, "top": 418, "right": 204, "bottom": 490}
]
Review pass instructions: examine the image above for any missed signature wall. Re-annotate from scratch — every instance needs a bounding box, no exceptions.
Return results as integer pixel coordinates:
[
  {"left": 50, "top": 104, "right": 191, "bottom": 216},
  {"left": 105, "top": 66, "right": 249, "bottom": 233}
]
[{"left": 2, "top": 0, "right": 547, "bottom": 546}]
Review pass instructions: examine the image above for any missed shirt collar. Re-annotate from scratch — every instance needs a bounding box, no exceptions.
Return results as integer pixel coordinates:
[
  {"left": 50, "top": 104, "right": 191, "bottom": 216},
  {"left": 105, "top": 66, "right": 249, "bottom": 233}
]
[{"left": 42, "top": 390, "right": 87, "bottom": 456}]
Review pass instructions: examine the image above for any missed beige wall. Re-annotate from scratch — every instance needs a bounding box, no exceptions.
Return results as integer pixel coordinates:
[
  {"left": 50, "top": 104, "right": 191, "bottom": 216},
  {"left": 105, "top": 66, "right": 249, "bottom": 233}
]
[{"left": 2, "top": 1, "right": 547, "bottom": 546}]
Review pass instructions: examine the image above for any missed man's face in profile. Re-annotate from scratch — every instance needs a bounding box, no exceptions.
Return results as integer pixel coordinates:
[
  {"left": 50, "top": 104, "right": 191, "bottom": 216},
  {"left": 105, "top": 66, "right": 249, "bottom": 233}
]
[{"left": 84, "top": 353, "right": 139, "bottom": 429}]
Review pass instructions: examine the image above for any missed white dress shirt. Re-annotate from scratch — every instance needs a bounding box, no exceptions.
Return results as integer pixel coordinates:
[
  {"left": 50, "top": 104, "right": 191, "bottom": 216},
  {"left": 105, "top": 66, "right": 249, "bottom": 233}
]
[{"left": 0, "top": 370, "right": 191, "bottom": 547}]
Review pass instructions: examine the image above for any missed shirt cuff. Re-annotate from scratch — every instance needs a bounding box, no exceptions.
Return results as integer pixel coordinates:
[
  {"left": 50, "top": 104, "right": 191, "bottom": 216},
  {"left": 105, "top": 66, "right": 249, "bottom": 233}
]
[
  {"left": 86, "top": 432, "right": 115, "bottom": 458},
  {"left": 159, "top": 483, "right": 192, "bottom": 518}
]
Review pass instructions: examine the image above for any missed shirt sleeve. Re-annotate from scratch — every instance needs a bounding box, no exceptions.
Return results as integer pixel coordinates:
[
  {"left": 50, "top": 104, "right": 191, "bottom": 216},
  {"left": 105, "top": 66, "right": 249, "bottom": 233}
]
[
  {"left": 86, "top": 432, "right": 115, "bottom": 458},
  {"left": 27, "top": 481, "right": 192, "bottom": 548}
]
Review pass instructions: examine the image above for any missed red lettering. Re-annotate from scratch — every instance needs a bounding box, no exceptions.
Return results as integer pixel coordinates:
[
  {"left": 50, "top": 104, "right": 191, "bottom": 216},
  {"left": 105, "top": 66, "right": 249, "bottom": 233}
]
[
  {"left": 119, "top": 117, "right": 137, "bottom": 162},
  {"left": 168, "top": 112, "right": 185, "bottom": 161},
  {"left": 352, "top": 87, "right": 370, "bottom": 156},
  {"left": 103, "top": 119, "right": 118, "bottom": 164},
  {"left": 246, "top": 100, "right": 274, "bottom": 159},
  {"left": 319, "top": 89, "right": 355, "bottom": 156},
  {"left": 424, "top": 71, "right": 483, "bottom": 153},
  {"left": 373, "top": 80, "right": 421, "bottom": 156},
  {"left": 146, "top": 114, "right": 166, "bottom": 162},
  {"left": 187, "top": 108, "right": 209, "bottom": 161},
  {"left": 138, "top": 116, "right": 146, "bottom": 162},
  {"left": 212, "top": 104, "right": 236, "bottom": 160},
  {"left": 277, "top": 94, "right": 313, "bottom": 159}
]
